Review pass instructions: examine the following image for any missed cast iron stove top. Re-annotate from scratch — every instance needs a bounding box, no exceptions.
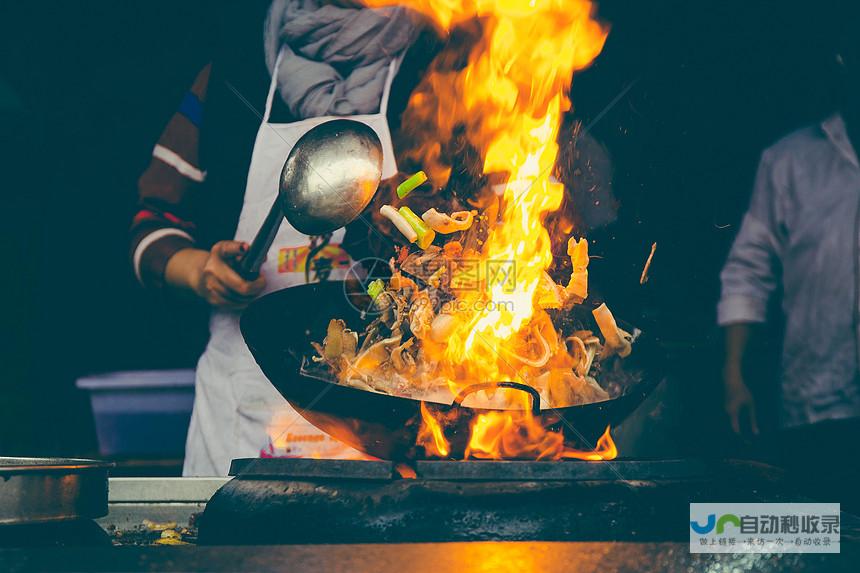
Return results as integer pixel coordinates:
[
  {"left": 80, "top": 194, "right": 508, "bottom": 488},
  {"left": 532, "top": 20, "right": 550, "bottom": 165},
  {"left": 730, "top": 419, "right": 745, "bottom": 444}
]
[{"left": 197, "top": 458, "right": 803, "bottom": 545}]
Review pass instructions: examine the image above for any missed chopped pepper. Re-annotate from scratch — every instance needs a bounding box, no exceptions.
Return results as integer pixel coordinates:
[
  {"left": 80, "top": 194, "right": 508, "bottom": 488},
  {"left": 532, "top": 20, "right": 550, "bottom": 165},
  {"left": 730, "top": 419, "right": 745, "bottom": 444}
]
[
  {"left": 366, "top": 278, "right": 385, "bottom": 300},
  {"left": 398, "top": 206, "right": 436, "bottom": 249},
  {"left": 396, "top": 171, "right": 428, "bottom": 199}
]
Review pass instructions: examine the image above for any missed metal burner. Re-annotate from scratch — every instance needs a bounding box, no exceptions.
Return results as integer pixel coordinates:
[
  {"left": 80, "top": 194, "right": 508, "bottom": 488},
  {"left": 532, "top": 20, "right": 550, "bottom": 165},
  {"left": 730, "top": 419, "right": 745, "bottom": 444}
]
[
  {"left": 229, "top": 458, "right": 394, "bottom": 480},
  {"left": 198, "top": 458, "right": 800, "bottom": 545},
  {"left": 228, "top": 457, "right": 714, "bottom": 481}
]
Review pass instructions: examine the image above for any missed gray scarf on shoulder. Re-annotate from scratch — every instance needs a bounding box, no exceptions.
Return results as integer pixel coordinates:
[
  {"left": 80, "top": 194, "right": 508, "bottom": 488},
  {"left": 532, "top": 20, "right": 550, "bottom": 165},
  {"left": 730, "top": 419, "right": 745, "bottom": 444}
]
[{"left": 264, "top": 0, "right": 422, "bottom": 119}]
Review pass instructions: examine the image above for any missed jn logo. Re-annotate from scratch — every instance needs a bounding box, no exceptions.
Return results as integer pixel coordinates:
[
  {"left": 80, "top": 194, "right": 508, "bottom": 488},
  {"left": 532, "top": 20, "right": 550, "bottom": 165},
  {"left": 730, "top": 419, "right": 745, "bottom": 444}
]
[{"left": 691, "top": 514, "right": 741, "bottom": 535}]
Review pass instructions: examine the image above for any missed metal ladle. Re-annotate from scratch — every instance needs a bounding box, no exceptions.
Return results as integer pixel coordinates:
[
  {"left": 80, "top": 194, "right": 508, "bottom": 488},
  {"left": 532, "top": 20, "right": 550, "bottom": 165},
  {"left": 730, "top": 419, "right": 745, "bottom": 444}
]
[{"left": 238, "top": 119, "right": 384, "bottom": 280}]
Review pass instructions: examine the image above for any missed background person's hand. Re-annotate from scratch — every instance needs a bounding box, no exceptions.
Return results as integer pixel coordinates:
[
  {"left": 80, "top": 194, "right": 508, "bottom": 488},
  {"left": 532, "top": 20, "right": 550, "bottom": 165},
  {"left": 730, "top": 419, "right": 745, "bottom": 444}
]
[
  {"left": 166, "top": 241, "right": 266, "bottom": 309},
  {"left": 724, "top": 368, "right": 759, "bottom": 437}
]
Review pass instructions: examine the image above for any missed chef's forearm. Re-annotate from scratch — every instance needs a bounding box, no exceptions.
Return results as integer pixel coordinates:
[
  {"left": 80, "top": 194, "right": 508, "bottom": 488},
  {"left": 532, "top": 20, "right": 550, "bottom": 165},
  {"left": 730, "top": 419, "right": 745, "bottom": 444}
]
[
  {"left": 723, "top": 323, "right": 752, "bottom": 386},
  {"left": 164, "top": 248, "right": 208, "bottom": 294},
  {"left": 131, "top": 230, "right": 195, "bottom": 289}
]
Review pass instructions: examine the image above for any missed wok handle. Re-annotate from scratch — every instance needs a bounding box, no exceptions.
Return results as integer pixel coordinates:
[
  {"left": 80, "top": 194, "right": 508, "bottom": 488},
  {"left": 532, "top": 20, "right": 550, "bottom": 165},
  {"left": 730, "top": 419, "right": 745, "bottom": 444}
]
[
  {"left": 453, "top": 381, "right": 541, "bottom": 415},
  {"left": 238, "top": 198, "right": 283, "bottom": 280}
]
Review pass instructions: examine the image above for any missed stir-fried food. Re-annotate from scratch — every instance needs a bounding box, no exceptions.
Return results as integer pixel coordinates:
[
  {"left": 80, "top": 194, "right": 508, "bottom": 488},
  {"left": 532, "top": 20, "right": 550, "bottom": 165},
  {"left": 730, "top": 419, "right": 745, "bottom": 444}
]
[{"left": 311, "top": 211, "right": 635, "bottom": 411}]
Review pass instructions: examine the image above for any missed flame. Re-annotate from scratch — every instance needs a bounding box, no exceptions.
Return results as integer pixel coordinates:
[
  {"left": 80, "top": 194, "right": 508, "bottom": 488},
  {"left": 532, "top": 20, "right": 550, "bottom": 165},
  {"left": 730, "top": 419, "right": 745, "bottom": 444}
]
[
  {"left": 466, "top": 410, "right": 567, "bottom": 460},
  {"left": 561, "top": 424, "right": 617, "bottom": 461},
  {"left": 418, "top": 398, "right": 617, "bottom": 461},
  {"left": 363, "top": 0, "right": 611, "bottom": 459},
  {"left": 395, "top": 463, "right": 418, "bottom": 479},
  {"left": 418, "top": 401, "right": 451, "bottom": 457},
  {"left": 469, "top": 416, "right": 617, "bottom": 461},
  {"left": 366, "top": 0, "right": 608, "bottom": 192}
]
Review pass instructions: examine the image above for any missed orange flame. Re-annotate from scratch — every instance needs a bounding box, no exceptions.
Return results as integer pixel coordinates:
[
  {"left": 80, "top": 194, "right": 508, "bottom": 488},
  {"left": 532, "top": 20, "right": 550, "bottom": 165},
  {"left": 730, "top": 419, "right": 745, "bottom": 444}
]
[
  {"left": 418, "top": 401, "right": 451, "bottom": 457},
  {"left": 365, "top": 0, "right": 611, "bottom": 460},
  {"left": 418, "top": 399, "right": 617, "bottom": 461},
  {"left": 395, "top": 463, "right": 418, "bottom": 479},
  {"left": 466, "top": 410, "right": 568, "bottom": 460},
  {"left": 468, "top": 416, "right": 617, "bottom": 461},
  {"left": 561, "top": 425, "right": 617, "bottom": 461}
]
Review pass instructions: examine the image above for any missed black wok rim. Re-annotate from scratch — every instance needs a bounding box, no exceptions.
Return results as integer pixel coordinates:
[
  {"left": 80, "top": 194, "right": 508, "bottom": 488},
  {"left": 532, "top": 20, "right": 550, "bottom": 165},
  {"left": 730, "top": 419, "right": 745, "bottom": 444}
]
[{"left": 240, "top": 282, "right": 667, "bottom": 417}]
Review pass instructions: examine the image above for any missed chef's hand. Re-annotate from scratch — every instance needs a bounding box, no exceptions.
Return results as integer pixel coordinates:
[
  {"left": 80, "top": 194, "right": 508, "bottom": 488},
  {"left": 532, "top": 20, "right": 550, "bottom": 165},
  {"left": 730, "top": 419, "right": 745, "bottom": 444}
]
[
  {"left": 165, "top": 241, "right": 266, "bottom": 309},
  {"left": 723, "top": 367, "right": 759, "bottom": 437}
]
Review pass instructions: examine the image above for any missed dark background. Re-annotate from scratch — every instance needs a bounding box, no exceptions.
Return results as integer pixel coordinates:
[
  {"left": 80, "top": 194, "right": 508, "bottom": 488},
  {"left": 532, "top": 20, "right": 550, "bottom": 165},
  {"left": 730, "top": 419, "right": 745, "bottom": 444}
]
[{"left": 0, "top": 1, "right": 848, "bottom": 456}]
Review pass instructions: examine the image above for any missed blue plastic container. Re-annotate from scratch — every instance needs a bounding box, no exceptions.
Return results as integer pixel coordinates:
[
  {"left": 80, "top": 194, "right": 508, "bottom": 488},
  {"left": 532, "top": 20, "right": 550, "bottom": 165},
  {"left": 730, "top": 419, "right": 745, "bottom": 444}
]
[{"left": 76, "top": 370, "right": 195, "bottom": 457}]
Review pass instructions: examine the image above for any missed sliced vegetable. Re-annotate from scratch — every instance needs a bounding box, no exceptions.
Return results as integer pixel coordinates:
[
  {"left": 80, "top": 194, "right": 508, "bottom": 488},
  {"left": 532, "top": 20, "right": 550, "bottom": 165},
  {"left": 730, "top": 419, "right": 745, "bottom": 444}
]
[
  {"left": 592, "top": 303, "right": 632, "bottom": 358},
  {"left": 421, "top": 208, "right": 475, "bottom": 233},
  {"left": 564, "top": 237, "right": 589, "bottom": 302},
  {"left": 366, "top": 279, "right": 385, "bottom": 300},
  {"left": 396, "top": 170, "right": 428, "bottom": 198},
  {"left": 380, "top": 205, "right": 417, "bottom": 243},
  {"left": 399, "top": 206, "right": 436, "bottom": 249}
]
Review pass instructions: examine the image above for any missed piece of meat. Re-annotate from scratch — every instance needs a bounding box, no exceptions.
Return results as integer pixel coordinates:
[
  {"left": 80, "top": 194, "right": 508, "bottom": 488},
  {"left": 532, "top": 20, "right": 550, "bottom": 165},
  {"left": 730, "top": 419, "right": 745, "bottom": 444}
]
[
  {"left": 408, "top": 290, "right": 436, "bottom": 340},
  {"left": 322, "top": 319, "right": 358, "bottom": 361}
]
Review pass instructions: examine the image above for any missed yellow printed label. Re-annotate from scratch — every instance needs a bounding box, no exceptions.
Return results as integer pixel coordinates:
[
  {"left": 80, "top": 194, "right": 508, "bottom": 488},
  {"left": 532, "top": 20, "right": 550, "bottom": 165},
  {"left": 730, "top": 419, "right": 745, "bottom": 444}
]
[{"left": 278, "top": 244, "right": 351, "bottom": 274}]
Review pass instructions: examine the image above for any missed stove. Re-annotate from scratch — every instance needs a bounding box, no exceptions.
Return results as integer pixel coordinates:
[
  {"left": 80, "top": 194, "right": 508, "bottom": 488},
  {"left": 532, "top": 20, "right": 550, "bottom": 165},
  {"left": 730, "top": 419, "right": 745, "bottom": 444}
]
[
  {"left": 3, "top": 465, "right": 858, "bottom": 572},
  {"left": 197, "top": 458, "right": 804, "bottom": 545}
]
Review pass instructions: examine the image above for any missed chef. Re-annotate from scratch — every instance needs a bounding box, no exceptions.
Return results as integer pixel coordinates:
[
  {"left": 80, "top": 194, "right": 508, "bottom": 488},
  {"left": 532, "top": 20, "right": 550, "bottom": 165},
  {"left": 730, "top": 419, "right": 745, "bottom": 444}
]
[
  {"left": 130, "top": 1, "right": 426, "bottom": 475},
  {"left": 718, "top": 30, "right": 860, "bottom": 452}
]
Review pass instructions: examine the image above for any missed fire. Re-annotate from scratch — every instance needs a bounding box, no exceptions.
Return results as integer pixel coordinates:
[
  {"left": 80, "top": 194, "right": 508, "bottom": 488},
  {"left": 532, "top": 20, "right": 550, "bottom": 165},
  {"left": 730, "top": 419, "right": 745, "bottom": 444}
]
[
  {"left": 418, "top": 401, "right": 451, "bottom": 457},
  {"left": 418, "top": 401, "right": 617, "bottom": 460},
  {"left": 562, "top": 425, "right": 617, "bottom": 461},
  {"left": 469, "top": 416, "right": 617, "bottom": 461},
  {"left": 363, "top": 0, "right": 611, "bottom": 459},
  {"left": 467, "top": 410, "right": 568, "bottom": 460}
]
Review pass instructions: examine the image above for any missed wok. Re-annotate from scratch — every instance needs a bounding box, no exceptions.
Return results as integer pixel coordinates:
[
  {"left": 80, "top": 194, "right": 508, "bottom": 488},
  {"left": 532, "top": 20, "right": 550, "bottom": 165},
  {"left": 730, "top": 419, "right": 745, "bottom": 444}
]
[{"left": 240, "top": 281, "right": 665, "bottom": 460}]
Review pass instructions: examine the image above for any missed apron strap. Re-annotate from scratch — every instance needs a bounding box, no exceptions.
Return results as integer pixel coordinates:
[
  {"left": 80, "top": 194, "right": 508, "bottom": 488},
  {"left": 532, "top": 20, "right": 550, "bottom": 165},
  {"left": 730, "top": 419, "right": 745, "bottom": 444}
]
[
  {"left": 379, "top": 56, "right": 402, "bottom": 116},
  {"left": 262, "top": 48, "right": 286, "bottom": 124}
]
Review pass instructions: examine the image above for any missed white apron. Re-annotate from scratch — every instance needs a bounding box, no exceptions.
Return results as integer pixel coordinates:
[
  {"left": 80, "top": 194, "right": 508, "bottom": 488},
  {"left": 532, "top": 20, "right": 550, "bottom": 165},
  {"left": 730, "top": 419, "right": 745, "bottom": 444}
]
[{"left": 183, "top": 52, "right": 400, "bottom": 476}]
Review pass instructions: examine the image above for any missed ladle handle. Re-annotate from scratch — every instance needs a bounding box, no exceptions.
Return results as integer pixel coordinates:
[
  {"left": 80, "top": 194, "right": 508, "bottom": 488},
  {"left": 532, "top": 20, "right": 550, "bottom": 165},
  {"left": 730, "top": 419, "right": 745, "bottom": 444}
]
[{"left": 238, "top": 198, "right": 283, "bottom": 280}]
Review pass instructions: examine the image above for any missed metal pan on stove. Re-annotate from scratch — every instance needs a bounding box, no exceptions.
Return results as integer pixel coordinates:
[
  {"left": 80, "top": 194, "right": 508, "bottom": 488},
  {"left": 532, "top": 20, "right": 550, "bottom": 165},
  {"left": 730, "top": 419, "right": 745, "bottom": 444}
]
[{"left": 0, "top": 457, "right": 112, "bottom": 525}]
